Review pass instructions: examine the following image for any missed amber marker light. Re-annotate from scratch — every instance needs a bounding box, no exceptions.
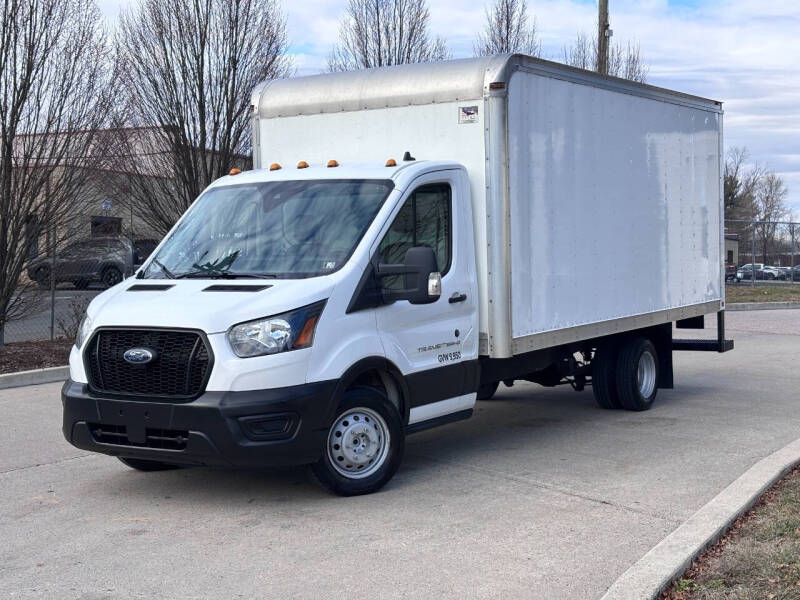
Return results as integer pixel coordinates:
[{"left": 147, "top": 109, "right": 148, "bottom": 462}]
[
  {"left": 269, "top": 163, "right": 281, "bottom": 171},
  {"left": 295, "top": 315, "right": 320, "bottom": 349},
  {"left": 385, "top": 158, "right": 397, "bottom": 167},
  {"left": 327, "top": 159, "right": 339, "bottom": 168},
  {"left": 297, "top": 161, "right": 309, "bottom": 169},
  {"left": 229, "top": 168, "right": 241, "bottom": 175}
]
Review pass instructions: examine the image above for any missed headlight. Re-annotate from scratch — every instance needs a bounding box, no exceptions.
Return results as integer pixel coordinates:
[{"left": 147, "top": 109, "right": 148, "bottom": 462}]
[
  {"left": 75, "top": 314, "right": 94, "bottom": 349},
  {"left": 227, "top": 300, "right": 326, "bottom": 358}
]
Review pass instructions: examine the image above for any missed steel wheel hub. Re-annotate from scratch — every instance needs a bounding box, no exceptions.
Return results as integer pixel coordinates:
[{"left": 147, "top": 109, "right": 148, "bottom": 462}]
[
  {"left": 327, "top": 407, "right": 390, "bottom": 479},
  {"left": 637, "top": 350, "right": 657, "bottom": 398}
]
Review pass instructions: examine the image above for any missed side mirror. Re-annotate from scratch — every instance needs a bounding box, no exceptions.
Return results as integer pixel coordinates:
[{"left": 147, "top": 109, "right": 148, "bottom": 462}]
[{"left": 377, "top": 246, "right": 442, "bottom": 305}]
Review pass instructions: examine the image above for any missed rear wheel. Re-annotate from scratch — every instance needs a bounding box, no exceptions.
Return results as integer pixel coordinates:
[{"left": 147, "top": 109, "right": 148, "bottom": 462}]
[
  {"left": 312, "top": 388, "right": 404, "bottom": 496},
  {"left": 73, "top": 279, "right": 89, "bottom": 290},
  {"left": 476, "top": 381, "right": 499, "bottom": 401},
  {"left": 616, "top": 337, "right": 659, "bottom": 411},
  {"left": 117, "top": 457, "right": 182, "bottom": 471},
  {"left": 592, "top": 343, "right": 621, "bottom": 409},
  {"left": 34, "top": 266, "right": 51, "bottom": 289}
]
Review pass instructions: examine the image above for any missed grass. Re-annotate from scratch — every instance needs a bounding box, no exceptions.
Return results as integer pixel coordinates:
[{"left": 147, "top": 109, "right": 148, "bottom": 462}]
[
  {"left": 663, "top": 466, "right": 800, "bottom": 600},
  {"left": 726, "top": 284, "right": 800, "bottom": 304}
]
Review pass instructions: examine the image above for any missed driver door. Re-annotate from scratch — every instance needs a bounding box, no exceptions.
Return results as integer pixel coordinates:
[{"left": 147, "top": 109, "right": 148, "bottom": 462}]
[{"left": 373, "top": 170, "right": 479, "bottom": 424}]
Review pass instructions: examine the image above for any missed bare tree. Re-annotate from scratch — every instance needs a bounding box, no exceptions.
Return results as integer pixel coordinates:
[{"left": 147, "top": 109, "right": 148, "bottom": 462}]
[
  {"left": 725, "top": 147, "right": 758, "bottom": 221},
  {"left": 754, "top": 172, "right": 789, "bottom": 263},
  {"left": 328, "top": 0, "right": 449, "bottom": 72},
  {"left": 474, "top": 0, "right": 541, "bottom": 57},
  {"left": 562, "top": 33, "right": 648, "bottom": 83},
  {"left": 724, "top": 147, "right": 790, "bottom": 264},
  {"left": 0, "top": 0, "right": 113, "bottom": 345},
  {"left": 115, "top": 0, "right": 291, "bottom": 236}
]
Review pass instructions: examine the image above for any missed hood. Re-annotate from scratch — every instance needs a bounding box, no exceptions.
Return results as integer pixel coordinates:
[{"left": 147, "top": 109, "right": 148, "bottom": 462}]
[{"left": 87, "top": 276, "right": 337, "bottom": 334}]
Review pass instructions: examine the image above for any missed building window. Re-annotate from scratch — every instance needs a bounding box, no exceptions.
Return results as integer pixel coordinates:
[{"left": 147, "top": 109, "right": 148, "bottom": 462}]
[{"left": 91, "top": 216, "right": 122, "bottom": 237}]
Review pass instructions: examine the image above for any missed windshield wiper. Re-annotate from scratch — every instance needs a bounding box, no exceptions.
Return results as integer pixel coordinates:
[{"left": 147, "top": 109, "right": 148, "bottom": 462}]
[
  {"left": 151, "top": 259, "right": 176, "bottom": 279},
  {"left": 175, "top": 271, "right": 278, "bottom": 279}
]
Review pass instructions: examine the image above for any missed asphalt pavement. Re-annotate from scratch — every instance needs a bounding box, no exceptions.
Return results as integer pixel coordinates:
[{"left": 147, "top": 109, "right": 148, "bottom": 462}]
[{"left": 1, "top": 310, "right": 799, "bottom": 599}]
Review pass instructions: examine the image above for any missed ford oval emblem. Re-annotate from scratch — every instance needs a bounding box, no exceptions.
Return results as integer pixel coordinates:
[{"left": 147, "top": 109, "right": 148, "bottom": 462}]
[{"left": 123, "top": 347, "right": 155, "bottom": 365}]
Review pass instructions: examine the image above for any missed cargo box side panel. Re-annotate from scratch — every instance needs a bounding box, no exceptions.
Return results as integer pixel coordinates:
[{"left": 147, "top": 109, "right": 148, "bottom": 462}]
[
  {"left": 507, "top": 71, "right": 722, "bottom": 342},
  {"left": 258, "top": 102, "right": 491, "bottom": 332}
]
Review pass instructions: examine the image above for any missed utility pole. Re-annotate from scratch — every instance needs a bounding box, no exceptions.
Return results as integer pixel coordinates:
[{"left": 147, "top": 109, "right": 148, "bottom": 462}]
[{"left": 597, "top": 0, "right": 610, "bottom": 75}]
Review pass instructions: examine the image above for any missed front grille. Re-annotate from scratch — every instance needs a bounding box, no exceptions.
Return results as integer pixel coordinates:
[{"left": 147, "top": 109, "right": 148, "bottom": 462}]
[
  {"left": 89, "top": 424, "right": 189, "bottom": 450},
  {"left": 85, "top": 329, "right": 212, "bottom": 399}
]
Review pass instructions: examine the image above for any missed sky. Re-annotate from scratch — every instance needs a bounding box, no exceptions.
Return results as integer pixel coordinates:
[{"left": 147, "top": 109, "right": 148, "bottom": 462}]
[{"left": 98, "top": 0, "right": 800, "bottom": 213}]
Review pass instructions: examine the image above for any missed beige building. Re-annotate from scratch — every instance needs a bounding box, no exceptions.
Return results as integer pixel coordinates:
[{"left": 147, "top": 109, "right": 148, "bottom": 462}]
[{"left": 724, "top": 233, "right": 739, "bottom": 266}]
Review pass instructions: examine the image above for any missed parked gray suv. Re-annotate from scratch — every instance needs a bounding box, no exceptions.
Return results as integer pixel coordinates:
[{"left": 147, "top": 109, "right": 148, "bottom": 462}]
[{"left": 28, "top": 237, "right": 133, "bottom": 289}]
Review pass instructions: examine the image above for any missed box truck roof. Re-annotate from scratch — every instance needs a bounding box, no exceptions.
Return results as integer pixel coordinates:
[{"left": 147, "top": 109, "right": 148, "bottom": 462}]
[{"left": 251, "top": 54, "right": 721, "bottom": 121}]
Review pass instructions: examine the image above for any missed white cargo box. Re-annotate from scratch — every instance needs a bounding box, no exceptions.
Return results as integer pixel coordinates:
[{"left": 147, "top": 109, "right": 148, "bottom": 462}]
[{"left": 251, "top": 54, "right": 723, "bottom": 358}]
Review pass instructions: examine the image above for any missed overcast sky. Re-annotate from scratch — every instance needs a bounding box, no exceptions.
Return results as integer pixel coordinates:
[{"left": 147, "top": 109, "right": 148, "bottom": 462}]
[{"left": 98, "top": 0, "right": 800, "bottom": 213}]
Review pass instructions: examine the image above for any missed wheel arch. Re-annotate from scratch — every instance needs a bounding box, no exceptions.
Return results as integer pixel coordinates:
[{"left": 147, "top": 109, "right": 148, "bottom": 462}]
[{"left": 329, "top": 357, "right": 410, "bottom": 425}]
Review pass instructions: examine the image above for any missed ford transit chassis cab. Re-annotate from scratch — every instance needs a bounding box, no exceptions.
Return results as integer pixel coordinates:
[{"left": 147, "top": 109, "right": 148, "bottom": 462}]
[{"left": 62, "top": 55, "right": 732, "bottom": 495}]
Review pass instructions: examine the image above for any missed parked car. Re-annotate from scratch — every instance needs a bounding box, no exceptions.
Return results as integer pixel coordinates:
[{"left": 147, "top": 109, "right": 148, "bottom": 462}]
[
  {"left": 724, "top": 264, "right": 738, "bottom": 282},
  {"left": 776, "top": 267, "right": 792, "bottom": 280},
  {"left": 27, "top": 236, "right": 133, "bottom": 289},
  {"left": 762, "top": 265, "right": 782, "bottom": 280},
  {"left": 735, "top": 263, "right": 765, "bottom": 281}
]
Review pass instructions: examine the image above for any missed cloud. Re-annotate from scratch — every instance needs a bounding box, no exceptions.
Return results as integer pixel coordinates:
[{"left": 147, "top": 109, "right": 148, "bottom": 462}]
[{"left": 99, "top": 0, "right": 800, "bottom": 211}]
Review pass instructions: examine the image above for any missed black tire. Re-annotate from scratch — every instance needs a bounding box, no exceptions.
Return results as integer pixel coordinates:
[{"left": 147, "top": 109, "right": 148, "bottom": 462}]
[
  {"left": 73, "top": 279, "right": 89, "bottom": 290},
  {"left": 616, "top": 337, "right": 659, "bottom": 411},
  {"left": 102, "top": 266, "right": 122, "bottom": 287},
  {"left": 117, "top": 457, "right": 182, "bottom": 471},
  {"left": 476, "top": 381, "right": 499, "bottom": 401},
  {"left": 312, "top": 387, "right": 404, "bottom": 496},
  {"left": 592, "top": 343, "right": 621, "bottom": 409},
  {"left": 34, "top": 266, "right": 51, "bottom": 289}
]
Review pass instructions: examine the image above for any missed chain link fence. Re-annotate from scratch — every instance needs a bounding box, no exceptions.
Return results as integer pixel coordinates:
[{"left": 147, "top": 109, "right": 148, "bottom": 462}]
[
  {"left": 725, "top": 219, "right": 800, "bottom": 284},
  {"left": 4, "top": 235, "right": 156, "bottom": 344}
]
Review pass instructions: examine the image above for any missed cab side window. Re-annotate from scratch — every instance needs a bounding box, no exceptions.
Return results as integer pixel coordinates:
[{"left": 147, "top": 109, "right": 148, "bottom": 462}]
[{"left": 378, "top": 183, "right": 452, "bottom": 287}]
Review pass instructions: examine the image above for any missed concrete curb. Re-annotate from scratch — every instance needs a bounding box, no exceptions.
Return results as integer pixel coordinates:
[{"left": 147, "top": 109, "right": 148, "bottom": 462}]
[
  {"left": 601, "top": 437, "right": 800, "bottom": 600},
  {"left": 727, "top": 301, "right": 800, "bottom": 311},
  {"left": 0, "top": 365, "right": 69, "bottom": 390}
]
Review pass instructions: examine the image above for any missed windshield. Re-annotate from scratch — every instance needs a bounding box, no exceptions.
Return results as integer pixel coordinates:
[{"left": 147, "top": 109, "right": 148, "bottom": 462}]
[{"left": 143, "top": 179, "right": 394, "bottom": 279}]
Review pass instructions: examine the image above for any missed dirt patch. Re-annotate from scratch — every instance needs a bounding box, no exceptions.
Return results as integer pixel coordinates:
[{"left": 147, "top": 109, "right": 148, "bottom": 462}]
[
  {"left": 663, "top": 466, "right": 800, "bottom": 600},
  {"left": 0, "top": 339, "right": 72, "bottom": 374},
  {"left": 726, "top": 284, "right": 800, "bottom": 303}
]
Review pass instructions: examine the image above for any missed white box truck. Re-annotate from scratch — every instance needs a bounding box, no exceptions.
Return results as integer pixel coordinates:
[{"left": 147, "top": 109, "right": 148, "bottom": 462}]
[{"left": 62, "top": 55, "right": 732, "bottom": 495}]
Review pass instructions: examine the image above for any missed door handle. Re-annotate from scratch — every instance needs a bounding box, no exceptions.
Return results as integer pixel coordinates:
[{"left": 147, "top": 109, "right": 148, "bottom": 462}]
[{"left": 449, "top": 292, "right": 467, "bottom": 304}]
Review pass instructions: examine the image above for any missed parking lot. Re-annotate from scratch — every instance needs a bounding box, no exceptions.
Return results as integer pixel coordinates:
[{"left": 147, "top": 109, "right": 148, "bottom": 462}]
[{"left": 1, "top": 309, "right": 799, "bottom": 599}]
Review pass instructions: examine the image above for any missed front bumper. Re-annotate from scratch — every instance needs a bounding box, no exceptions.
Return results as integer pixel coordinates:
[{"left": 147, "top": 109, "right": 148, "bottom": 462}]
[{"left": 61, "top": 379, "right": 338, "bottom": 467}]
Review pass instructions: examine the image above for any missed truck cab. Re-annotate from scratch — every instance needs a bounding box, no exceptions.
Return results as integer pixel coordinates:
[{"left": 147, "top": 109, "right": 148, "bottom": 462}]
[{"left": 63, "top": 161, "right": 480, "bottom": 495}]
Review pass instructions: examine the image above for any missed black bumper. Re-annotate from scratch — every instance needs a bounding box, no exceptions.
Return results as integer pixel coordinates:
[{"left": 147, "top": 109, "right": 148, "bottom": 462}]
[{"left": 61, "top": 379, "right": 338, "bottom": 467}]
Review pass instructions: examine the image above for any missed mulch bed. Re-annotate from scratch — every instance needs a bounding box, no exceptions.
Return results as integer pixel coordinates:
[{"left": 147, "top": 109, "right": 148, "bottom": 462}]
[
  {"left": 0, "top": 339, "right": 73, "bottom": 374},
  {"left": 662, "top": 465, "right": 800, "bottom": 599}
]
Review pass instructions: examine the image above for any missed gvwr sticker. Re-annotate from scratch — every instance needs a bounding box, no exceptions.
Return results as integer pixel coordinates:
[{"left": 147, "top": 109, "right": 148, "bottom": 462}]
[{"left": 458, "top": 105, "right": 479, "bottom": 124}]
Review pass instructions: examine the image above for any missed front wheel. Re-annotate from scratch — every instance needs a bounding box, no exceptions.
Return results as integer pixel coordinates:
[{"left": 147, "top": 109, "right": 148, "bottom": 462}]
[
  {"left": 312, "top": 388, "right": 404, "bottom": 496},
  {"left": 102, "top": 266, "right": 122, "bottom": 287}
]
